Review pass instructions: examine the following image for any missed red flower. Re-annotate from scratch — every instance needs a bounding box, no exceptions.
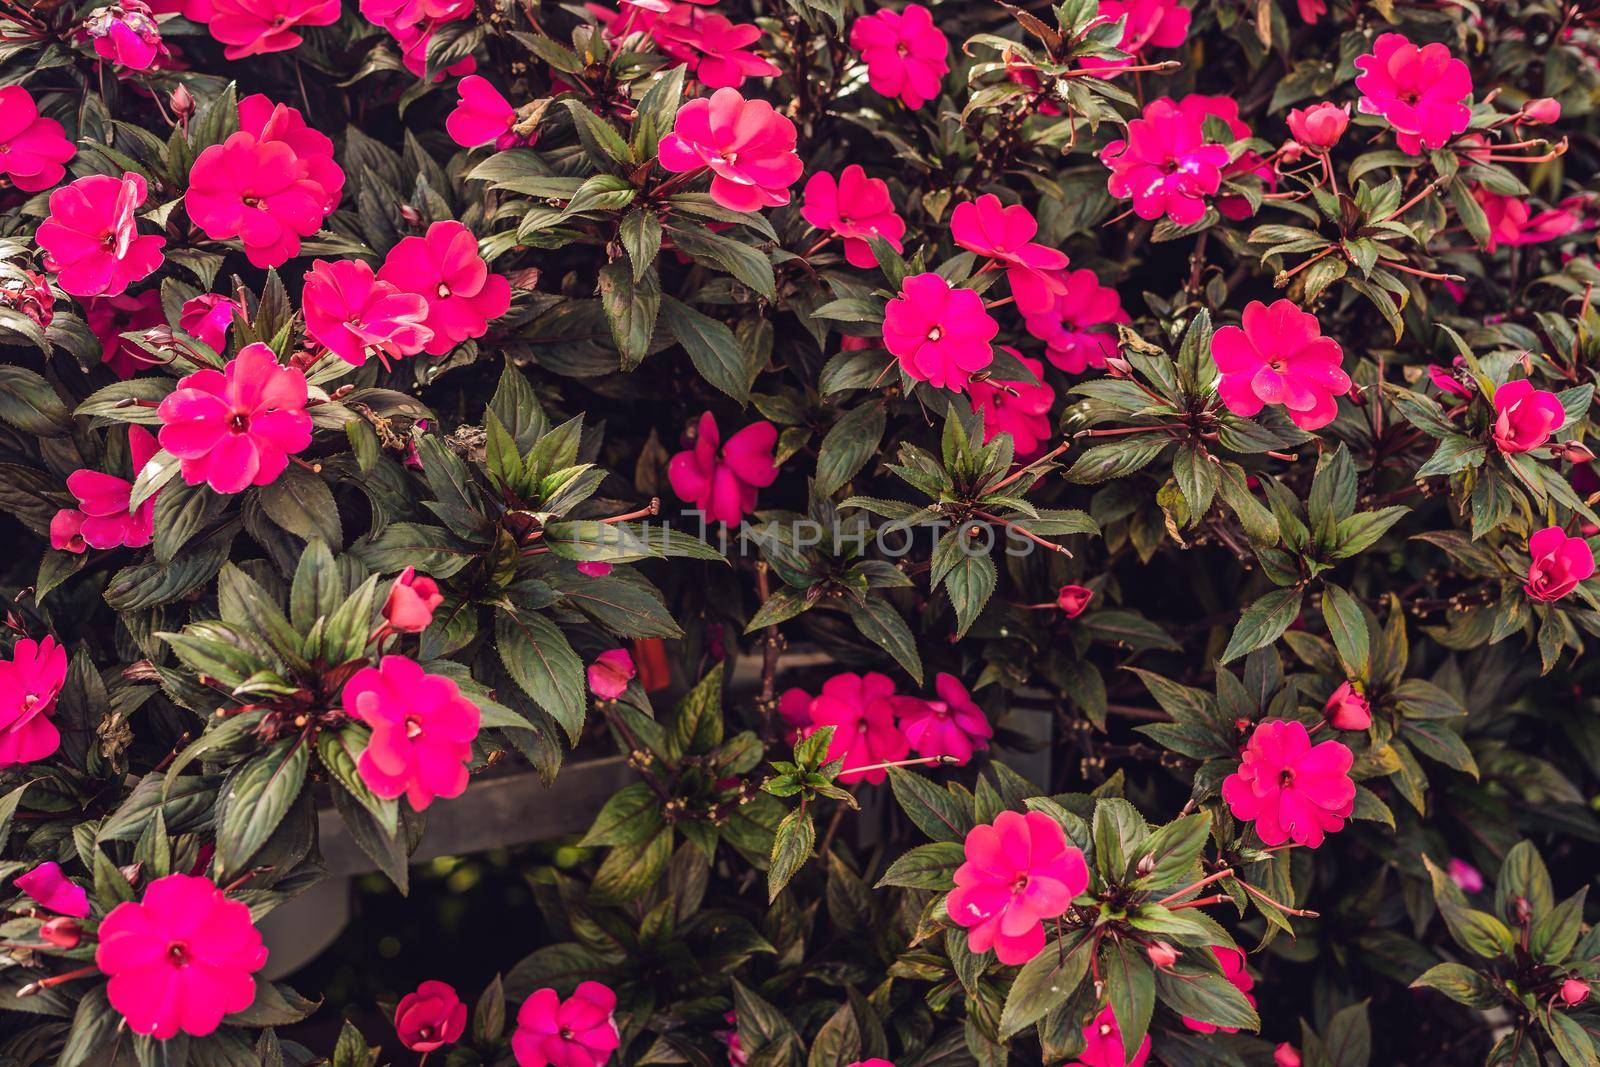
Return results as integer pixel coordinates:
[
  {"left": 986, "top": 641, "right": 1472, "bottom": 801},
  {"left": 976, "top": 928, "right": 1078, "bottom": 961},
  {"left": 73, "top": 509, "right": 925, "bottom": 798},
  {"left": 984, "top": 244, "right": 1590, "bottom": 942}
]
[
  {"left": 950, "top": 194, "right": 1069, "bottom": 314},
  {"left": 849, "top": 3, "right": 949, "bottom": 109},
  {"left": 36, "top": 173, "right": 166, "bottom": 297},
  {"left": 394, "top": 980, "right": 467, "bottom": 1053},
  {"left": 344, "top": 655, "right": 481, "bottom": 810},
  {"left": 1099, "top": 0, "right": 1190, "bottom": 63},
  {"left": 447, "top": 76, "right": 529, "bottom": 149},
  {"left": 1287, "top": 101, "right": 1350, "bottom": 151},
  {"left": 1101, "top": 97, "right": 1230, "bottom": 225},
  {"left": 1354, "top": 33, "right": 1473, "bottom": 154},
  {"left": 1324, "top": 681, "right": 1371, "bottom": 731},
  {"left": 882, "top": 273, "right": 998, "bottom": 391},
  {"left": 0, "top": 636, "right": 67, "bottom": 766},
  {"left": 512, "top": 982, "right": 620, "bottom": 1067},
  {"left": 893, "top": 672, "right": 993, "bottom": 765},
  {"left": 96, "top": 874, "right": 268, "bottom": 1038},
  {"left": 1491, "top": 379, "right": 1565, "bottom": 454},
  {"left": 1562, "top": 978, "right": 1591, "bottom": 1007},
  {"left": 0, "top": 269, "right": 54, "bottom": 329},
  {"left": 1473, "top": 188, "right": 1581, "bottom": 252},
  {"left": 1275, "top": 1044, "right": 1303, "bottom": 1067},
  {"left": 179, "top": 293, "right": 237, "bottom": 352},
  {"left": 588, "top": 648, "right": 636, "bottom": 700},
  {"left": 649, "top": 6, "right": 781, "bottom": 89},
  {"left": 84, "top": 291, "right": 166, "bottom": 378},
  {"left": 1211, "top": 299, "right": 1350, "bottom": 431},
  {"left": 800, "top": 165, "right": 906, "bottom": 269},
  {"left": 79, "top": 0, "right": 167, "bottom": 69},
  {"left": 1068, "top": 1005, "right": 1150, "bottom": 1067},
  {"left": 657, "top": 87, "right": 802, "bottom": 212},
  {"left": 1057, "top": 584, "right": 1094, "bottom": 617},
  {"left": 14, "top": 861, "right": 90, "bottom": 918},
  {"left": 1023, "top": 268, "right": 1129, "bottom": 374},
  {"left": 1222, "top": 719, "right": 1355, "bottom": 848},
  {"left": 798, "top": 672, "right": 910, "bottom": 784},
  {"left": 947, "top": 810, "right": 1089, "bottom": 964},
  {"left": 1523, "top": 97, "right": 1562, "bottom": 124},
  {"left": 383, "top": 566, "right": 444, "bottom": 632},
  {"left": 304, "top": 257, "right": 433, "bottom": 366},
  {"left": 0, "top": 86, "right": 76, "bottom": 193},
  {"left": 667, "top": 410, "right": 779, "bottom": 526},
  {"left": 51, "top": 425, "right": 160, "bottom": 553},
  {"left": 377, "top": 221, "right": 512, "bottom": 355},
  {"left": 1181, "top": 946, "right": 1256, "bottom": 1033},
  {"left": 189, "top": 0, "right": 341, "bottom": 58},
  {"left": 968, "top": 351, "right": 1055, "bottom": 457},
  {"left": 1524, "top": 526, "right": 1595, "bottom": 602}
]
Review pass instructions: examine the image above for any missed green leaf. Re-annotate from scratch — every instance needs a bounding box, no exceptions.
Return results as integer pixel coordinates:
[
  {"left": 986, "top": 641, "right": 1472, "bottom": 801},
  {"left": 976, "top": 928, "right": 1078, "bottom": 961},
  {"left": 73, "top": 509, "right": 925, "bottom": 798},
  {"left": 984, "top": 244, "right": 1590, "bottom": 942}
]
[
  {"left": 598, "top": 259, "right": 660, "bottom": 368},
  {"left": 874, "top": 841, "right": 965, "bottom": 889},
  {"left": 1155, "top": 967, "right": 1261, "bottom": 1032},
  {"left": 887, "top": 766, "right": 971, "bottom": 842},
  {"left": 1221, "top": 587, "right": 1304, "bottom": 663},
  {"left": 215, "top": 736, "right": 311, "bottom": 877},
  {"left": 660, "top": 295, "right": 760, "bottom": 402},
  {"left": 1321, "top": 583, "right": 1369, "bottom": 676},
  {"left": 845, "top": 596, "right": 923, "bottom": 684},
  {"left": 768, "top": 807, "right": 815, "bottom": 902},
  {"left": 997, "top": 931, "right": 1092, "bottom": 1038},
  {"left": 1410, "top": 963, "right": 1501, "bottom": 1008},
  {"left": 815, "top": 401, "right": 886, "bottom": 496},
  {"left": 495, "top": 606, "right": 587, "bottom": 745}
]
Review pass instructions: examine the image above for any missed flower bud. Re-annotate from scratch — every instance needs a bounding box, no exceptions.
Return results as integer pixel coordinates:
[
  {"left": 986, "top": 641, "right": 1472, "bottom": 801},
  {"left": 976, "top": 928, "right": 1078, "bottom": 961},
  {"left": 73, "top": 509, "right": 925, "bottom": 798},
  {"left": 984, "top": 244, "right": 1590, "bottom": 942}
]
[
  {"left": 39, "top": 917, "right": 81, "bottom": 949},
  {"left": 1056, "top": 584, "right": 1094, "bottom": 618},
  {"left": 1562, "top": 977, "right": 1591, "bottom": 1006},
  {"left": 1274, "top": 1044, "right": 1302, "bottom": 1067},
  {"left": 383, "top": 566, "right": 443, "bottom": 633},
  {"left": 1286, "top": 102, "right": 1350, "bottom": 151},
  {"left": 1446, "top": 857, "right": 1484, "bottom": 893},
  {"left": 169, "top": 83, "right": 195, "bottom": 120},
  {"left": 1324, "top": 681, "right": 1371, "bottom": 731},
  {"left": 1556, "top": 440, "right": 1596, "bottom": 464},
  {"left": 1146, "top": 941, "right": 1179, "bottom": 968},
  {"left": 1522, "top": 98, "right": 1562, "bottom": 125}
]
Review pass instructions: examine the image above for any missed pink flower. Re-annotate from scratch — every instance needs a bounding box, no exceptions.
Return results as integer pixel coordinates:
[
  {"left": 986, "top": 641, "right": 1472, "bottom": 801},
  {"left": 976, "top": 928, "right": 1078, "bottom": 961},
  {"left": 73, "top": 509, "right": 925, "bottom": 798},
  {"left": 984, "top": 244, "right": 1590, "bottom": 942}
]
[
  {"left": 576, "top": 561, "right": 613, "bottom": 577},
  {"left": 1211, "top": 299, "right": 1351, "bottom": 431},
  {"left": 968, "top": 351, "right": 1055, "bottom": 456},
  {"left": 657, "top": 87, "right": 802, "bottom": 212},
  {"left": 395, "top": 980, "right": 467, "bottom": 1053},
  {"left": 1181, "top": 946, "right": 1255, "bottom": 1033},
  {"left": 95, "top": 874, "right": 268, "bottom": 1039},
  {"left": 179, "top": 294, "right": 236, "bottom": 352},
  {"left": 1173, "top": 94, "right": 1273, "bottom": 221},
  {"left": 800, "top": 166, "right": 906, "bottom": 269},
  {"left": 14, "top": 862, "right": 90, "bottom": 918},
  {"left": 0, "top": 636, "right": 67, "bottom": 766},
  {"left": 1068, "top": 1005, "right": 1150, "bottom": 1067},
  {"left": 344, "top": 655, "right": 480, "bottom": 810},
  {"left": 1146, "top": 941, "right": 1179, "bottom": 968},
  {"left": 1428, "top": 361, "right": 1474, "bottom": 398},
  {"left": 800, "top": 672, "right": 910, "bottom": 784},
  {"left": 0, "top": 86, "right": 76, "bottom": 193},
  {"left": 1222, "top": 719, "right": 1355, "bottom": 848},
  {"left": 51, "top": 426, "right": 160, "bottom": 553},
  {"left": 359, "top": 0, "right": 475, "bottom": 32},
  {"left": 1099, "top": 0, "right": 1190, "bottom": 61},
  {"left": 1474, "top": 188, "right": 1581, "bottom": 252},
  {"left": 1286, "top": 101, "right": 1349, "bottom": 151},
  {"left": 894, "top": 672, "right": 993, "bottom": 765},
  {"left": 849, "top": 4, "right": 949, "bottom": 110},
  {"left": 383, "top": 567, "right": 444, "bottom": 632},
  {"left": 1275, "top": 1044, "right": 1303, "bottom": 1067},
  {"left": 720, "top": 1009, "right": 749, "bottom": 1066},
  {"left": 40, "top": 916, "right": 82, "bottom": 948},
  {"left": 1354, "top": 33, "right": 1473, "bottom": 155},
  {"left": 1523, "top": 97, "right": 1562, "bottom": 124},
  {"left": 512, "top": 982, "right": 621, "bottom": 1067},
  {"left": 1492, "top": 379, "right": 1566, "bottom": 454},
  {"left": 84, "top": 291, "right": 166, "bottom": 378},
  {"left": 80, "top": 0, "right": 167, "bottom": 69},
  {"left": 1446, "top": 858, "right": 1484, "bottom": 893},
  {"left": 588, "top": 649, "right": 636, "bottom": 700},
  {"left": 1005, "top": 54, "right": 1060, "bottom": 114},
  {"left": 1324, "top": 681, "right": 1371, "bottom": 731},
  {"left": 1057, "top": 584, "right": 1093, "bottom": 617},
  {"left": 1561, "top": 978, "right": 1590, "bottom": 1007},
  {"left": 667, "top": 411, "right": 779, "bottom": 526},
  {"left": 950, "top": 195, "right": 1069, "bottom": 314},
  {"left": 777, "top": 686, "right": 812, "bottom": 742},
  {"left": 847, "top": 1062, "right": 895, "bottom": 1067},
  {"left": 192, "top": 0, "right": 341, "bottom": 58},
  {"left": 1101, "top": 97, "right": 1231, "bottom": 225},
  {"left": 648, "top": 7, "right": 781, "bottom": 90},
  {"left": 947, "top": 810, "right": 1089, "bottom": 965},
  {"left": 447, "top": 76, "right": 527, "bottom": 149},
  {"left": 391, "top": 19, "right": 478, "bottom": 80},
  {"left": 881, "top": 273, "right": 997, "bottom": 391},
  {"left": 35, "top": 173, "right": 165, "bottom": 298},
  {"left": 186, "top": 96, "right": 344, "bottom": 269},
  {"left": 0, "top": 269, "right": 54, "bottom": 329},
  {"left": 1024, "top": 269, "right": 1129, "bottom": 374},
  {"left": 304, "top": 258, "right": 434, "bottom": 366},
  {"left": 1524, "top": 526, "right": 1595, "bottom": 602},
  {"left": 377, "top": 221, "right": 511, "bottom": 355},
  {"left": 156, "top": 343, "right": 313, "bottom": 494}
]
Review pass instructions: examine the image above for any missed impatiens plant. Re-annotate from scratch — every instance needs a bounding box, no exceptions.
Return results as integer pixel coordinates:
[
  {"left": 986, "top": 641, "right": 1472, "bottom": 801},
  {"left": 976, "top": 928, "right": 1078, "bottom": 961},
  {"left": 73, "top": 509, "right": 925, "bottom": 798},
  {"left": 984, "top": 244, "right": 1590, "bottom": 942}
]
[{"left": 0, "top": 0, "right": 1599, "bottom": 1063}]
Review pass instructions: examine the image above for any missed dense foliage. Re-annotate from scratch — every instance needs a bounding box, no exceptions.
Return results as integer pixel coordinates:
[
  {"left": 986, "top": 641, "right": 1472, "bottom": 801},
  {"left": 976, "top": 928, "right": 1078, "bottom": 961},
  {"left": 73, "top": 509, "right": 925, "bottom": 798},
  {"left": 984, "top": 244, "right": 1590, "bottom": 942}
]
[{"left": 0, "top": 0, "right": 1599, "bottom": 1063}]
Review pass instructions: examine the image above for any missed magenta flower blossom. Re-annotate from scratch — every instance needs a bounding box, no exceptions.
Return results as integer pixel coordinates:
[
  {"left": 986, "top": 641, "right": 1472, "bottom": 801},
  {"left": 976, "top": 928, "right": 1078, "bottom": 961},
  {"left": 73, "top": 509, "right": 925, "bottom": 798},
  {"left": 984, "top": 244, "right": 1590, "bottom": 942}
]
[
  {"left": 1287, "top": 101, "right": 1349, "bottom": 151},
  {"left": 0, "top": 269, "right": 53, "bottom": 329},
  {"left": 392, "top": 18, "right": 479, "bottom": 80},
  {"left": 799, "top": 672, "right": 910, "bottom": 784},
  {"left": 1491, "top": 379, "right": 1566, "bottom": 453},
  {"left": 947, "top": 810, "right": 1089, "bottom": 965},
  {"left": 447, "top": 76, "right": 525, "bottom": 149},
  {"left": 667, "top": 410, "right": 779, "bottom": 526},
  {"left": 1023, "top": 268, "right": 1129, "bottom": 374},
  {"left": 84, "top": 291, "right": 165, "bottom": 378},
  {"left": 156, "top": 343, "right": 313, "bottom": 494},
  {"left": 304, "top": 258, "right": 434, "bottom": 366},
  {"left": 512, "top": 982, "right": 620, "bottom": 1067},
  {"left": 395, "top": 980, "right": 468, "bottom": 1053},
  {"left": 186, "top": 0, "right": 341, "bottom": 58},
  {"left": 1211, "top": 299, "right": 1350, "bottom": 431},
  {"left": 849, "top": 4, "right": 949, "bottom": 109},
  {"left": 0, "top": 636, "right": 67, "bottom": 766},
  {"left": 96, "top": 874, "right": 268, "bottom": 1039},
  {"left": 1354, "top": 33, "right": 1473, "bottom": 154},
  {"left": 186, "top": 97, "right": 344, "bottom": 268},
  {"left": 377, "top": 221, "right": 512, "bottom": 355},
  {"left": 383, "top": 567, "right": 444, "bottom": 632},
  {"left": 1069, "top": 1006, "right": 1151, "bottom": 1067},
  {"left": 344, "top": 655, "right": 481, "bottom": 810},
  {"left": 657, "top": 87, "right": 802, "bottom": 212},
  {"left": 968, "top": 351, "right": 1056, "bottom": 457},
  {"left": 1324, "top": 681, "right": 1371, "bottom": 731},
  {"left": 1561, "top": 978, "right": 1590, "bottom": 1007},
  {"left": 179, "top": 293, "right": 237, "bottom": 352},
  {"left": 14, "top": 862, "right": 90, "bottom": 918},
  {"left": 882, "top": 273, "right": 998, "bottom": 391},
  {"left": 1181, "top": 946, "right": 1255, "bottom": 1033},
  {"left": 51, "top": 425, "right": 160, "bottom": 554},
  {"left": 1101, "top": 0, "right": 1190, "bottom": 59},
  {"left": 1524, "top": 526, "right": 1595, "bottom": 602},
  {"left": 895, "top": 672, "right": 993, "bottom": 765},
  {"left": 1101, "top": 97, "right": 1231, "bottom": 225},
  {"left": 1275, "top": 1044, "right": 1304, "bottom": 1067},
  {"left": 1447, "top": 858, "right": 1484, "bottom": 893},
  {"left": 588, "top": 649, "right": 636, "bottom": 700},
  {"left": 359, "top": 0, "right": 475, "bottom": 31},
  {"left": 35, "top": 173, "right": 165, "bottom": 298},
  {"left": 1173, "top": 94, "right": 1272, "bottom": 221},
  {"left": 1057, "top": 584, "right": 1093, "bottom": 617},
  {"left": 1474, "top": 188, "right": 1581, "bottom": 252},
  {"left": 80, "top": 0, "right": 167, "bottom": 69},
  {"left": 1222, "top": 720, "right": 1355, "bottom": 848},
  {"left": 0, "top": 86, "right": 76, "bottom": 193},
  {"left": 950, "top": 194, "right": 1069, "bottom": 314},
  {"left": 800, "top": 165, "right": 906, "bottom": 269},
  {"left": 648, "top": 6, "right": 781, "bottom": 90}
]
